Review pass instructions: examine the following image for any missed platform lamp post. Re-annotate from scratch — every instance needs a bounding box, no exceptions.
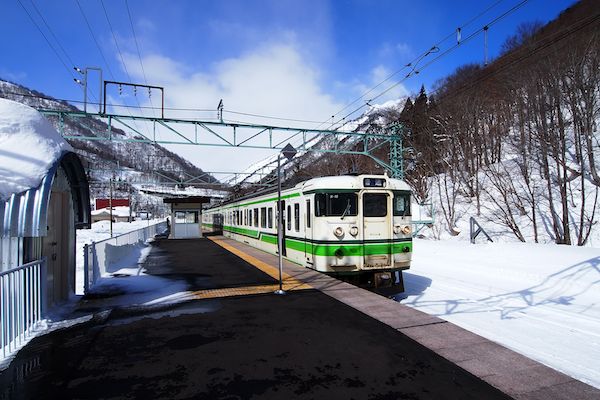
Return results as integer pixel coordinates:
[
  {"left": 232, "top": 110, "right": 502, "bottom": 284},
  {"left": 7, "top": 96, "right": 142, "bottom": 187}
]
[
  {"left": 275, "top": 143, "right": 297, "bottom": 295},
  {"left": 74, "top": 66, "right": 102, "bottom": 114}
]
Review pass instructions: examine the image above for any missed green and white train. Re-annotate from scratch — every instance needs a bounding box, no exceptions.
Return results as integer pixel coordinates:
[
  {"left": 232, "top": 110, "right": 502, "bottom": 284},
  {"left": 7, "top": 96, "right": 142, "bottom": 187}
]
[{"left": 202, "top": 174, "right": 412, "bottom": 288}]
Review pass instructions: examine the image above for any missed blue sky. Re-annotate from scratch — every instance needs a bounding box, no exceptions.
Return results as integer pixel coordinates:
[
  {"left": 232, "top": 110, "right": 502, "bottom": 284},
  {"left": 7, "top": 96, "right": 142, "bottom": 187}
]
[{"left": 1, "top": 0, "right": 578, "bottom": 171}]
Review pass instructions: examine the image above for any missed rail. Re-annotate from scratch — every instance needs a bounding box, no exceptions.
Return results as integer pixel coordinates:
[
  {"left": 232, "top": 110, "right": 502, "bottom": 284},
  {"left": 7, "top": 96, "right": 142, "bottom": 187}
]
[
  {"left": 83, "top": 221, "right": 168, "bottom": 293},
  {"left": 1, "top": 258, "right": 46, "bottom": 363}
]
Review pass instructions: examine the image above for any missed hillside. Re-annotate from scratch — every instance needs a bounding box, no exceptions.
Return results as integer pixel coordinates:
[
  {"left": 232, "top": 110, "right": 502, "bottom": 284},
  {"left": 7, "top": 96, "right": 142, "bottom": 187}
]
[
  {"left": 239, "top": 0, "right": 600, "bottom": 246},
  {"left": 0, "top": 79, "right": 221, "bottom": 203}
]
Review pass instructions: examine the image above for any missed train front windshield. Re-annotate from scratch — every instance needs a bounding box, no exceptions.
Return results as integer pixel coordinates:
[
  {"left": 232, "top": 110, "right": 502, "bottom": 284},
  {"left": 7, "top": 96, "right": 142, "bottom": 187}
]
[
  {"left": 315, "top": 193, "right": 358, "bottom": 217},
  {"left": 393, "top": 191, "right": 411, "bottom": 216}
]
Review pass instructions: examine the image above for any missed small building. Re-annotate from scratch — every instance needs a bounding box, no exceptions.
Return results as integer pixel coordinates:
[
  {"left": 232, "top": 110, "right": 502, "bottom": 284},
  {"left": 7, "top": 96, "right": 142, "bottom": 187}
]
[
  {"left": 95, "top": 198, "right": 129, "bottom": 210},
  {"left": 163, "top": 196, "right": 210, "bottom": 239},
  {"left": 0, "top": 99, "right": 91, "bottom": 307}
]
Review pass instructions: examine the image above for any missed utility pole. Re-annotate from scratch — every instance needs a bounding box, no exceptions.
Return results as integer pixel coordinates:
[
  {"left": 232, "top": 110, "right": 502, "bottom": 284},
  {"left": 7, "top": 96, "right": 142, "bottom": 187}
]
[
  {"left": 275, "top": 143, "right": 297, "bottom": 296},
  {"left": 109, "top": 178, "right": 113, "bottom": 238},
  {"left": 74, "top": 66, "right": 102, "bottom": 113}
]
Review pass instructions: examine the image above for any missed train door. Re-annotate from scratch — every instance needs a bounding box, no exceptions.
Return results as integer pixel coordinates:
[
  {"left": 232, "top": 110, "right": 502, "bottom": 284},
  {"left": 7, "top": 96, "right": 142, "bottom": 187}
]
[
  {"left": 362, "top": 192, "right": 391, "bottom": 268},
  {"left": 278, "top": 200, "right": 287, "bottom": 256},
  {"left": 304, "top": 198, "right": 313, "bottom": 266}
]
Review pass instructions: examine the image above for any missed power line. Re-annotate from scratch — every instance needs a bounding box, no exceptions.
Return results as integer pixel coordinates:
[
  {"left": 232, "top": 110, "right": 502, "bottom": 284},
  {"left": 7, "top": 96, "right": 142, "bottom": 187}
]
[
  {"left": 124, "top": 0, "right": 156, "bottom": 116},
  {"left": 29, "top": 0, "right": 77, "bottom": 68},
  {"left": 238, "top": 0, "right": 530, "bottom": 183},
  {"left": 311, "top": 0, "right": 509, "bottom": 131},
  {"left": 329, "top": 0, "right": 531, "bottom": 130},
  {"left": 75, "top": 0, "right": 116, "bottom": 80},
  {"left": 100, "top": 0, "right": 134, "bottom": 83},
  {"left": 431, "top": 11, "right": 600, "bottom": 105},
  {"left": 15, "top": 0, "right": 76, "bottom": 82},
  {"left": 99, "top": 0, "right": 154, "bottom": 138},
  {"left": 223, "top": 109, "right": 327, "bottom": 124}
]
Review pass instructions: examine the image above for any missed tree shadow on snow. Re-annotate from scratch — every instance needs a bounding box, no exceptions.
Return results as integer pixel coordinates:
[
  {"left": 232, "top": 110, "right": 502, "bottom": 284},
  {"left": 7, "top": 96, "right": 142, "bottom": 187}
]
[{"left": 406, "top": 256, "right": 600, "bottom": 320}]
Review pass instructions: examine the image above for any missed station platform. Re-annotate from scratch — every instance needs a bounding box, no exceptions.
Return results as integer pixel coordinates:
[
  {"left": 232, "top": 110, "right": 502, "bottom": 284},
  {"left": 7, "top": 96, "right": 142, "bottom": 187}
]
[{"left": 1, "top": 236, "right": 598, "bottom": 399}]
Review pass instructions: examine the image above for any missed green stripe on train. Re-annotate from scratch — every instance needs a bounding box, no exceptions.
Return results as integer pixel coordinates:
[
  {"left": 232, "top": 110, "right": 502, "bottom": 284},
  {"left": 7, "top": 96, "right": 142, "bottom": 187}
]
[
  {"left": 223, "top": 225, "right": 412, "bottom": 256},
  {"left": 220, "top": 192, "right": 301, "bottom": 210}
]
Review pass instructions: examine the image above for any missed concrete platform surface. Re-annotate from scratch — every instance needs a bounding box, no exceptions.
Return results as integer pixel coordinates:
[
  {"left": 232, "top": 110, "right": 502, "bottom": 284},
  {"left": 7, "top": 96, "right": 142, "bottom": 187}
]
[{"left": 212, "top": 236, "right": 600, "bottom": 400}]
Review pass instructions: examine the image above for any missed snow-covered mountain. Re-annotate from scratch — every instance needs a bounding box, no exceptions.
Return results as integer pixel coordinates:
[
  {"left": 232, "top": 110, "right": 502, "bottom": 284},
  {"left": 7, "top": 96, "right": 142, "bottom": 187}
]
[{"left": 0, "top": 79, "right": 226, "bottom": 207}]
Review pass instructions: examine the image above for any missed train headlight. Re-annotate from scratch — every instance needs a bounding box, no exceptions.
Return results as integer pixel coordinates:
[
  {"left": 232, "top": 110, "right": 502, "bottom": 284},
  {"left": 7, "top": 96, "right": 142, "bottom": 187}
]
[
  {"left": 393, "top": 225, "right": 402, "bottom": 234},
  {"left": 350, "top": 226, "right": 359, "bottom": 236},
  {"left": 402, "top": 225, "right": 412, "bottom": 235},
  {"left": 334, "top": 226, "right": 344, "bottom": 237}
]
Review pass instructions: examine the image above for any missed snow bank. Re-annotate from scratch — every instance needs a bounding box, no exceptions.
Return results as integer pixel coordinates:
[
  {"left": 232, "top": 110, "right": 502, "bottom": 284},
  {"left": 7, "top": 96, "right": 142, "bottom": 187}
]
[
  {"left": 401, "top": 239, "right": 600, "bottom": 388},
  {"left": 0, "top": 99, "right": 72, "bottom": 200}
]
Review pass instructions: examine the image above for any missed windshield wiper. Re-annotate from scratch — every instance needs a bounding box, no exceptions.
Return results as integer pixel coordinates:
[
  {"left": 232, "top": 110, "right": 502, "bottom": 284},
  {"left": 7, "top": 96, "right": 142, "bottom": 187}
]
[{"left": 341, "top": 200, "right": 351, "bottom": 220}]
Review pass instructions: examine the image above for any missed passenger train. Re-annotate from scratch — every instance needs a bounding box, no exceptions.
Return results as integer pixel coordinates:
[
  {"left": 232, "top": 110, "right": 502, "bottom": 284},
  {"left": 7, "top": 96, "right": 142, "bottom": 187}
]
[{"left": 202, "top": 174, "right": 412, "bottom": 289}]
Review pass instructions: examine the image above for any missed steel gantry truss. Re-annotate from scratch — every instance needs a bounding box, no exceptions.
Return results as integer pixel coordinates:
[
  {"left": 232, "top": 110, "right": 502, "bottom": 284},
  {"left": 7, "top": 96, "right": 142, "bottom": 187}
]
[{"left": 38, "top": 109, "right": 405, "bottom": 179}]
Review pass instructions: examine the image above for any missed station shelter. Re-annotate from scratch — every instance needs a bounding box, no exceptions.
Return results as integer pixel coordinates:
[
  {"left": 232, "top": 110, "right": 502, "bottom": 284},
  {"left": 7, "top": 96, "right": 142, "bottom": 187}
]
[{"left": 163, "top": 196, "right": 210, "bottom": 239}]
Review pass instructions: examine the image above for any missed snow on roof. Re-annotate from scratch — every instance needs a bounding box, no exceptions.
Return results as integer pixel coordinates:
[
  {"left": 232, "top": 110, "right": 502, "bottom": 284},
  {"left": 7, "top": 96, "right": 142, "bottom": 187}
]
[
  {"left": 0, "top": 99, "right": 73, "bottom": 200},
  {"left": 92, "top": 206, "right": 133, "bottom": 217}
]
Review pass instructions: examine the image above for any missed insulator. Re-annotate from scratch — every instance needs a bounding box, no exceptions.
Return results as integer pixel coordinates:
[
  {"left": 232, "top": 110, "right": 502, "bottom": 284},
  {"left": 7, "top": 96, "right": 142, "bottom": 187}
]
[{"left": 118, "top": 84, "right": 122, "bottom": 95}]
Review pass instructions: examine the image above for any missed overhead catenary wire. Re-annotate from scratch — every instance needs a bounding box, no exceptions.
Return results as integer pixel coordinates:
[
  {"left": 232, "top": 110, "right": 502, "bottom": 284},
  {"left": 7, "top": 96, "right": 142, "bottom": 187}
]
[
  {"left": 310, "top": 0, "right": 510, "bottom": 132},
  {"left": 75, "top": 0, "right": 116, "bottom": 80},
  {"left": 235, "top": 0, "right": 529, "bottom": 186},
  {"left": 124, "top": 0, "right": 157, "bottom": 117},
  {"left": 99, "top": 0, "right": 154, "bottom": 138},
  {"left": 429, "top": 11, "right": 600, "bottom": 105},
  {"left": 327, "top": 0, "right": 531, "bottom": 131}
]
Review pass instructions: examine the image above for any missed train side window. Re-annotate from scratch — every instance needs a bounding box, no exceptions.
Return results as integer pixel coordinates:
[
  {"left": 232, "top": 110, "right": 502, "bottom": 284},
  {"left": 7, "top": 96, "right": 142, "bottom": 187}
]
[
  {"left": 249, "top": 209, "right": 252, "bottom": 226},
  {"left": 260, "top": 207, "right": 267, "bottom": 228},
  {"left": 254, "top": 208, "right": 259, "bottom": 227},
  {"left": 287, "top": 205, "right": 291, "bottom": 231},
  {"left": 306, "top": 199, "right": 311, "bottom": 228},
  {"left": 268, "top": 208, "right": 273, "bottom": 228},
  {"left": 294, "top": 203, "right": 300, "bottom": 232}
]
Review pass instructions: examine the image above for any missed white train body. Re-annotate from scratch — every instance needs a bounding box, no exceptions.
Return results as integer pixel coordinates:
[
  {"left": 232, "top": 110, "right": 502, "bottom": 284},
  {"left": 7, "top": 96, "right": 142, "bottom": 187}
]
[{"left": 202, "top": 174, "right": 412, "bottom": 285}]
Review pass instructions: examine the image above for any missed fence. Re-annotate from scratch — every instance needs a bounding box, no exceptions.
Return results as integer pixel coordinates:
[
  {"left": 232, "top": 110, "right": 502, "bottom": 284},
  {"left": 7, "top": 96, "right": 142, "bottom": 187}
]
[
  {"left": 1, "top": 259, "right": 46, "bottom": 363},
  {"left": 83, "top": 221, "right": 168, "bottom": 293}
]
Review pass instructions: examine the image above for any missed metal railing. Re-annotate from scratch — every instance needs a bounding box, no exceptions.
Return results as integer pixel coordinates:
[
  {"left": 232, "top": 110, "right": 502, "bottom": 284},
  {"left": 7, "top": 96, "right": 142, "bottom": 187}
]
[
  {"left": 83, "top": 221, "right": 168, "bottom": 293},
  {"left": 1, "top": 258, "right": 46, "bottom": 362}
]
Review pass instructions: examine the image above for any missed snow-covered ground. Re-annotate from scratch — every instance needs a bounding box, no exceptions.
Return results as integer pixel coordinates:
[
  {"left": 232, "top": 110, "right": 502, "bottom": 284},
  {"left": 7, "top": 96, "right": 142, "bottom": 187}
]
[
  {"left": 75, "top": 219, "right": 165, "bottom": 294},
  {"left": 400, "top": 239, "right": 600, "bottom": 389}
]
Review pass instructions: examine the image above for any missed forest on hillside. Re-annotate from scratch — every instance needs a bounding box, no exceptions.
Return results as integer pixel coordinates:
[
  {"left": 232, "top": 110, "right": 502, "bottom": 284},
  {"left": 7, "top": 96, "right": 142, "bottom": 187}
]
[{"left": 246, "top": 0, "right": 599, "bottom": 246}]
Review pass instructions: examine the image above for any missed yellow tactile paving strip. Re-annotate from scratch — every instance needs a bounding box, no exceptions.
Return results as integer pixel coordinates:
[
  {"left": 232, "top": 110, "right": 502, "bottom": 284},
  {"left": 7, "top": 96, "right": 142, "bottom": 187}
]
[{"left": 189, "top": 237, "right": 312, "bottom": 300}]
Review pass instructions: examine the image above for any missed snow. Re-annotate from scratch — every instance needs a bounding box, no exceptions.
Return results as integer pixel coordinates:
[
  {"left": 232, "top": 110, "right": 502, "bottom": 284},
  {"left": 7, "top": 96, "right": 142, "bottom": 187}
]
[
  {"left": 399, "top": 239, "right": 600, "bottom": 389},
  {"left": 75, "top": 219, "right": 164, "bottom": 294},
  {"left": 91, "top": 206, "right": 134, "bottom": 217},
  {"left": 0, "top": 98, "right": 72, "bottom": 200}
]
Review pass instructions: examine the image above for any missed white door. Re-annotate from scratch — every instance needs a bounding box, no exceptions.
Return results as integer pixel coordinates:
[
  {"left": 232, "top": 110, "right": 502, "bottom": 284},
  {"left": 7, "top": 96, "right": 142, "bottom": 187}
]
[
  {"left": 362, "top": 193, "right": 391, "bottom": 268},
  {"left": 173, "top": 211, "right": 201, "bottom": 238}
]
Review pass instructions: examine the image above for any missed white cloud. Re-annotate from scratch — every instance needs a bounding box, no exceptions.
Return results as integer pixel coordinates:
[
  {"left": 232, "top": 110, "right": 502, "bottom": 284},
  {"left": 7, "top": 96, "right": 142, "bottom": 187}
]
[
  {"left": 118, "top": 43, "right": 344, "bottom": 174},
  {"left": 377, "top": 41, "right": 413, "bottom": 60},
  {"left": 341, "top": 65, "right": 409, "bottom": 111}
]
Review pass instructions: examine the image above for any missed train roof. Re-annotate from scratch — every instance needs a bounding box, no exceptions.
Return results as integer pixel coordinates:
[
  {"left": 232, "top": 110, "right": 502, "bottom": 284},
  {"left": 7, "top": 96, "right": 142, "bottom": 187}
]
[
  {"left": 207, "top": 174, "right": 411, "bottom": 210},
  {"left": 298, "top": 174, "right": 411, "bottom": 192}
]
